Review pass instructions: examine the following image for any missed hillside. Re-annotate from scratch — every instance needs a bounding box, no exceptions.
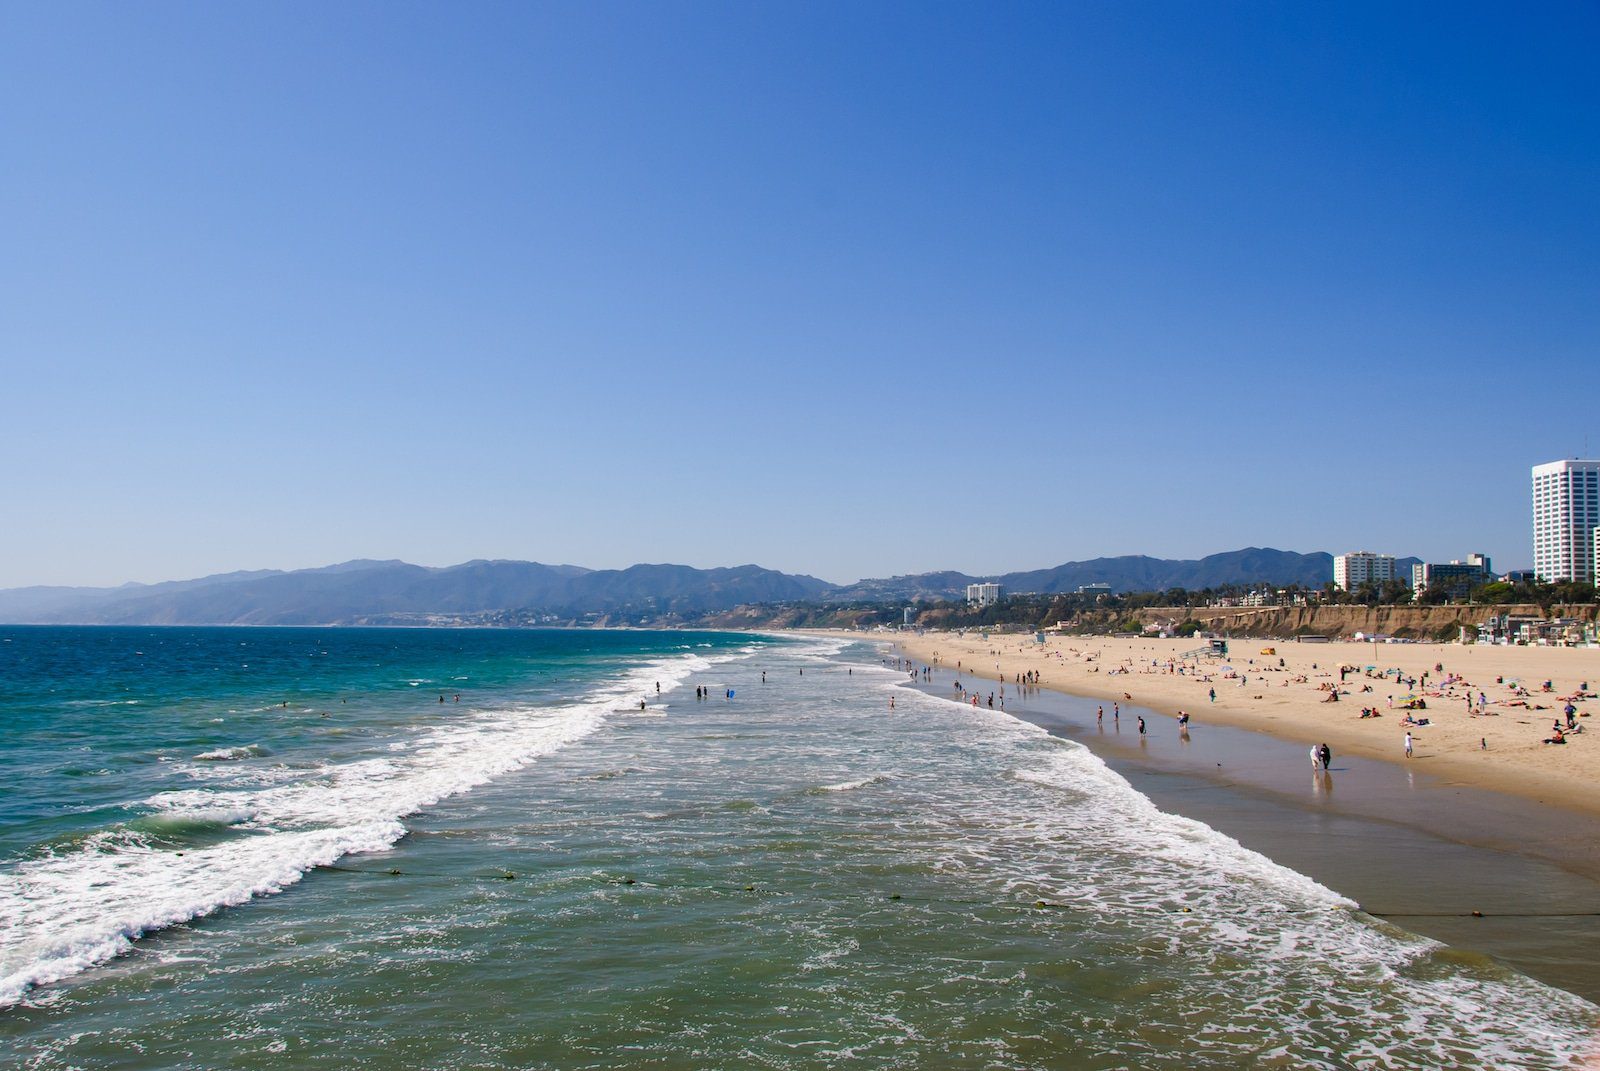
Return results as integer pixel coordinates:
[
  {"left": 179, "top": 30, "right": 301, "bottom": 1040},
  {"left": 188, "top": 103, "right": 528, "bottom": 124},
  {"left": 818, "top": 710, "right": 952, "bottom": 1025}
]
[
  {"left": 0, "top": 547, "right": 1416, "bottom": 626},
  {"left": 0, "top": 560, "right": 832, "bottom": 625},
  {"left": 826, "top": 548, "right": 1402, "bottom": 601}
]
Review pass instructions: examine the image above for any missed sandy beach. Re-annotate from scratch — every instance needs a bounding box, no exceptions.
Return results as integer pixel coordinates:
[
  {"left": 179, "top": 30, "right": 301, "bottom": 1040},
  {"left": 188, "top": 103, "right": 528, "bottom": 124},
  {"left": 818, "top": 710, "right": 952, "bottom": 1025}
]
[
  {"left": 847, "top": 630, "right": 1600, "bottom": 815},
  {"left": 814, "top": 629, "right": 1600, "bottom": 1002}
]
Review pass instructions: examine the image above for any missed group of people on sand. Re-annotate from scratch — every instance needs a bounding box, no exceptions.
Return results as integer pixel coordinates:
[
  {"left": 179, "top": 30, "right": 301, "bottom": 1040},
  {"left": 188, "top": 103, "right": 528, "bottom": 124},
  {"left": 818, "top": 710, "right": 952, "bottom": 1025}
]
[
  {"left": 1545, "top": 704, "right": 1586, "bottom": 744},
  {"left": 911, "top": 639, "right": 1600, "bottom": 771}
]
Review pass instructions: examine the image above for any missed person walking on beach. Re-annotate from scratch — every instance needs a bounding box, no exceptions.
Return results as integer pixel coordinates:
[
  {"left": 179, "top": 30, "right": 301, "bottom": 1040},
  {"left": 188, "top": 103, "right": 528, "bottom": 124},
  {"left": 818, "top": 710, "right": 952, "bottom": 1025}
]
[
  {"left": 1309, "top": 744, "right": 1321, "bottom": 770},
  {"left": 1208, "top": 688, "right": 1215, "bottom": 703},
  {"left": 1319, "top": 743, "right": 1331, "bottom": 771},
  {"left": 1404, "top": 732, "right": 1414, "bottom": 759}
]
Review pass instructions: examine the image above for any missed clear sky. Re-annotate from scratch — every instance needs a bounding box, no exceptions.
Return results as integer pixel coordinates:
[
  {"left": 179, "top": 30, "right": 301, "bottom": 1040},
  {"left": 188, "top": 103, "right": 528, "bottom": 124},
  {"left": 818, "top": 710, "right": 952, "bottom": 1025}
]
[{"left": 3, "top": 2, "right": 1596, "bottom": 587}]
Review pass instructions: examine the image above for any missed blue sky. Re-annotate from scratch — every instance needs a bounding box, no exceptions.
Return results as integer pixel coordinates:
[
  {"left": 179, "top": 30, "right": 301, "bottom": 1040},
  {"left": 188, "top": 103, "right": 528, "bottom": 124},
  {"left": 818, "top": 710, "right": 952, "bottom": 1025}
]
[{"left": 3, "top": 2, "right": 1596, "bottom": 587}]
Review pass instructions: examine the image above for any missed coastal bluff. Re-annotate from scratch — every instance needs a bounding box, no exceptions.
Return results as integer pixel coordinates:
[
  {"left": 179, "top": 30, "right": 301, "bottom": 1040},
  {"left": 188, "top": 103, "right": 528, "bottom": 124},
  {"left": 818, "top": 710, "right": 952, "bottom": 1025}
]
[{"left": 1109, "top": 602, "right": 1600, "bottom": 640}]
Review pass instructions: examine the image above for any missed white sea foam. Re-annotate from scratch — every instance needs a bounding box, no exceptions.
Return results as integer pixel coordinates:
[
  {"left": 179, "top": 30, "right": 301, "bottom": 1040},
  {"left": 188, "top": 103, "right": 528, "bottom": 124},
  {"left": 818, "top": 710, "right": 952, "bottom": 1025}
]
[
  {"left": 893, "top": 685, "right": 1600, "bottom": 1067},
  {"left": 815, "top": 775, "right": 890, "bottom": 793},
  {"left": 193, "top": 744, "right": 265, "bottom": 761},
  {"left": 0, "top": 646, "right": 738, "bottom": 1007}
]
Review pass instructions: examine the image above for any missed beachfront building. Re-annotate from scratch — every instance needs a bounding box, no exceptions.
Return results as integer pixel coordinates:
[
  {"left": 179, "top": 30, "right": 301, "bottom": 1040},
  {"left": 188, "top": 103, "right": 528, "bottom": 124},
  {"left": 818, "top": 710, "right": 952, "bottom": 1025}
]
[
  {"left": 1412, "top": 554, "right": 1492, "bottom": 600},
  {"left": 1532, "top": 459, "right": 1600, "bottom": 583},
  {"left": 965, "top": 582, "right": 1002, "bottom": 607},
  {"left": 1333, "top": 552, "right": 1396, "bottom": 591}
]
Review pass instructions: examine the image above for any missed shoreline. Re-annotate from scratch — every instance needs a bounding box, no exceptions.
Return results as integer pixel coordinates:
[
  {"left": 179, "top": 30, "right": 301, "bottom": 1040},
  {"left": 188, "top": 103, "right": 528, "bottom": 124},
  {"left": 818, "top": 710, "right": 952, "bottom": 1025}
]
[
  {"left": 813, "top": 629, "right": 1600, "bottom": 1003},
  {"left": 847, "top": 630, "right": 1600, "bottom": 817}
]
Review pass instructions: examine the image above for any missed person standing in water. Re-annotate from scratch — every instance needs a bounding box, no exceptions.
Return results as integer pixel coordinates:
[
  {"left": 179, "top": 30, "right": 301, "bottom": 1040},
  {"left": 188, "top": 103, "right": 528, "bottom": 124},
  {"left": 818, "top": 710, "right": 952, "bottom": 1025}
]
[{"left": 1319, "top": 743, "right": 1331, "bottom": 771}]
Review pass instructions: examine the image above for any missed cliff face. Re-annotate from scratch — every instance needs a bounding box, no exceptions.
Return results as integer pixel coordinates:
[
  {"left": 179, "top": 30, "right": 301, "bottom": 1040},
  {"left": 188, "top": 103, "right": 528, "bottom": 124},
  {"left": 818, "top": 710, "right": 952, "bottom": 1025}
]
[{"left": 1122, "top": 603, "right": 1600, "bottom": 639}]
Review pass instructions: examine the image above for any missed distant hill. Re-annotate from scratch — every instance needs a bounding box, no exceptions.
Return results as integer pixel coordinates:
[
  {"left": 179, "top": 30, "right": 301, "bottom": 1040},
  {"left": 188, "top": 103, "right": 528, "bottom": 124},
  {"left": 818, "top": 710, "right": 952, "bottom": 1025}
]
[
  {"left": 0, "top": 560, "right": 832, "bottom": 625},
  {"left": 997, "top": 548, "right": 1350, "bottom": 595},
  {"left": 828, "top": 548, "right": 1415, "bottom": 601},
  {"left": 0, "top": 548, "right": 1413, "bottom": 625},
  {"left": 826, "top": 570, "right": 981, "bottom": 603}
]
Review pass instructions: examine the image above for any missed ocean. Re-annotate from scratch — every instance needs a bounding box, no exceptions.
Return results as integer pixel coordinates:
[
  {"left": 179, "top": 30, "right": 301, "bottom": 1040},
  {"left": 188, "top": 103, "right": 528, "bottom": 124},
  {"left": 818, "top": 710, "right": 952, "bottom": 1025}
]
[{"left": 1, "top": 626, "right": 1594, "bottom": 1069}]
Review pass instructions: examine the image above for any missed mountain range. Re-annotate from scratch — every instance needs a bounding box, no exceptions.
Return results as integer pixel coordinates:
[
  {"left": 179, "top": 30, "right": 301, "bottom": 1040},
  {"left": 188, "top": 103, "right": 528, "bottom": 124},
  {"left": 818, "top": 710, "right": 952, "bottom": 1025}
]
[{"left": 0, "top": 548, "right": 1406, "bottom": 626}]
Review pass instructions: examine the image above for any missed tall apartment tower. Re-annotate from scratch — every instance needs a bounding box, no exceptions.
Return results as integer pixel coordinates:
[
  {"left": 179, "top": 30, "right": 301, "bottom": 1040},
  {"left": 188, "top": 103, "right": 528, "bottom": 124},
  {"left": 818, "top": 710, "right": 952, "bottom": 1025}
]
[
  {"left": 1532, "top": 460, "right": 1600, "bottom": 583},
  {"left": 965, "top": 582, "right": 1003, "bottom": 607},
  {"left": 1333, "top": 552, "right": 1396, "bottom": 591}
]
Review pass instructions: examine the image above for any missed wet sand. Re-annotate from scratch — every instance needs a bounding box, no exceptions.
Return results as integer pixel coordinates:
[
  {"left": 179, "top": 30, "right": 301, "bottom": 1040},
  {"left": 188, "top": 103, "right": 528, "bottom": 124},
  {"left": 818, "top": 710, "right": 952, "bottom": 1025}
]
[
  {"left": 862, "top": 642, "right": 1600, "bottom": 1004},
  {"left": 878, "top": 632, "right": 1600, "bottom": 813}
]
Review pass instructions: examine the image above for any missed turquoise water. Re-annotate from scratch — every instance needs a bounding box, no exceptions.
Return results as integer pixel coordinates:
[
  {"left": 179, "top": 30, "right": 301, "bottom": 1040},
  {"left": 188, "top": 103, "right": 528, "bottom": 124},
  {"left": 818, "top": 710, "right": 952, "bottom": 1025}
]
[{"left": 1, "top": 627, "right": 1595, "bottom": 1069}]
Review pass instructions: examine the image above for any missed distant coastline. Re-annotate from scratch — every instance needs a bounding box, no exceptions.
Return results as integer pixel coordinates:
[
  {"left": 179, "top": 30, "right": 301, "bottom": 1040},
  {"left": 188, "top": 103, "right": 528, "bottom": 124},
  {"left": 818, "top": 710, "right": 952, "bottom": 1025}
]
[{"left": 0, "top": 547, "right": 1357, "bottom": 627}]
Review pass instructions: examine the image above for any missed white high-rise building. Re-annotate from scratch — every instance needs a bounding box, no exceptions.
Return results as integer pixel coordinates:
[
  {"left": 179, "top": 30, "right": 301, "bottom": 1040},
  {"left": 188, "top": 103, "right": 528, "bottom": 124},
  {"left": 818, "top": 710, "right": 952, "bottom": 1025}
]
[
  {"left": 965, "top": 582, "right": 1002, "bottom": 607},
  {"left": 1333, "top": 552, "right": 1396, "bottom": 591},
  {"left": 1532, "top": 460, "right": 1600, "bottom": 583}
]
